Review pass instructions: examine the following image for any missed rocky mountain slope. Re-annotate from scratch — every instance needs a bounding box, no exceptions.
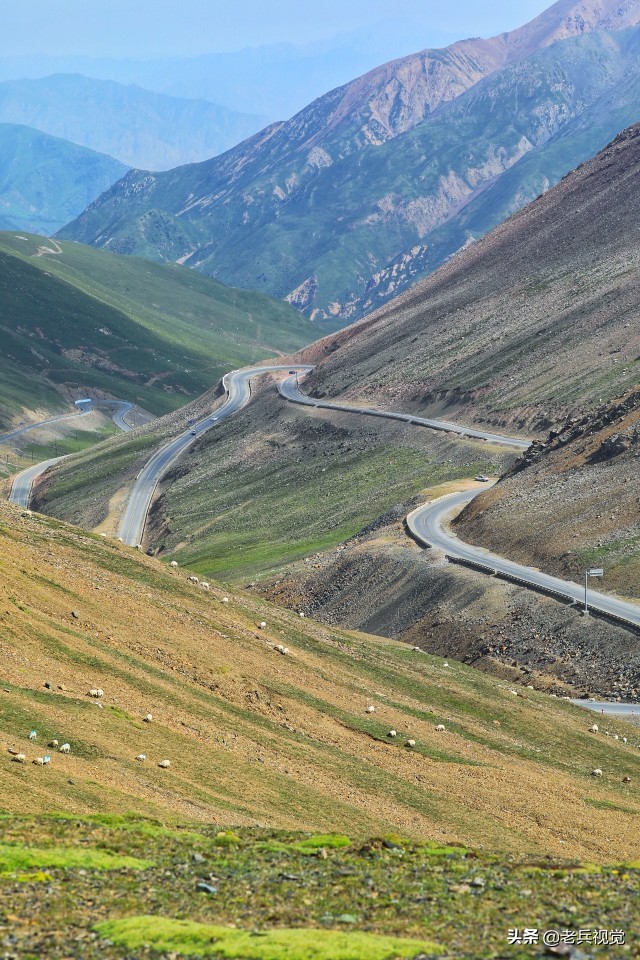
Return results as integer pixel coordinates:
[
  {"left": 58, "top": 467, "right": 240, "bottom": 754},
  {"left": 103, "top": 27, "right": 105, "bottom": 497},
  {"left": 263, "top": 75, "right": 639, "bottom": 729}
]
[
  {"left": 2, "top": 496, "right": 640, "bottom": 861},
  {"left": 457, "top": 387, "right": 640, "bottom": 601},
  {"left": 59, "top": 0, "right": 640, "bottom": 326},
  {"left": 0, "top": 123, "right": 127, "bottom": 234},
  {"left": 0, "top": 75, "right": 266, "bottom": 171},
  {"left": 298, "top": 122, "right": 640, "bottom": 432}
]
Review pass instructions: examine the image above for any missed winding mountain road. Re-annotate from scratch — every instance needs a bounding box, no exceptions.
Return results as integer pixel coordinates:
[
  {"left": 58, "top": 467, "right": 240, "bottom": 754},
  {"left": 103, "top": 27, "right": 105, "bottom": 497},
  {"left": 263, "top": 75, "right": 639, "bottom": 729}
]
[
  {"left": 7, "top": 362, "right": 638, "bottom": 712},
  {"left": 118, "top": 365, "right": 314, "bottom": 547},
  {"left": 8, "top": 400, "right": 136, "bottom": 508},
  {"left": 278, "top": 375, "right": 530, "bottom": 449},
  {"left": 280, "top": 372, "right": 640, "bottom": 635}
]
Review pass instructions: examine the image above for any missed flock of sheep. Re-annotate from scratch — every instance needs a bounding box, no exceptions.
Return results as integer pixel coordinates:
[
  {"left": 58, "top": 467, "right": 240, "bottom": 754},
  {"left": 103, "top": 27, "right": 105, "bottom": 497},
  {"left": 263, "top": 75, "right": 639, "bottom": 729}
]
[{"left": 5, "top": 689, "right": 170, "bottom": 770}]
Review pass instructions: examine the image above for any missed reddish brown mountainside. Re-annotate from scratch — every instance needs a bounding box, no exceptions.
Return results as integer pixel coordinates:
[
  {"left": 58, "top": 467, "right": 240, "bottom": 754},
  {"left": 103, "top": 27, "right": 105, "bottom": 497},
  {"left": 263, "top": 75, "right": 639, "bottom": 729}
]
[{"left": 301, "top": 122, "right": 640, "bottom": 433}]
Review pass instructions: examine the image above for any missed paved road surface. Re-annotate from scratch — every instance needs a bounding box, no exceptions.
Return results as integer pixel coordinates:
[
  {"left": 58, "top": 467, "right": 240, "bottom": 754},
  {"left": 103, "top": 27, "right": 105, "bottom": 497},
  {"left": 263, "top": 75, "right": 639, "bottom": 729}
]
[
  {"left": 9, "top": 457, "right": 65, "bottom": 508},
  {"left": 279, "top": 375, "right": 639, "bottom": 631},
  {"left": 571, "top": 700, "right": 640, "bottom": 716},
  {"left": 279, "top": 374, "right": 531, "bottom": 449},
  {"left": 406, "top": 490, "right": 640, "bottom": 629},
  {"left": 119, "top": 365, "right": 314, "bottom": 547},
  {"left": 8, "top": 400, "right": 136, "bottom": 509},
  {"left": 0, "top": 410, "right": 90, "bottom": 444}
]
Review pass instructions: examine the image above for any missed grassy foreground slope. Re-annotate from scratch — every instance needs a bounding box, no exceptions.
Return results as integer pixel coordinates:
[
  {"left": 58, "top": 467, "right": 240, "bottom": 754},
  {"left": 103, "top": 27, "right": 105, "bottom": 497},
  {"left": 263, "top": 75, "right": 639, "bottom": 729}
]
[
  {"left": 1, "top": 498, "right": 640, "bottom": 861},
  {"left": 3, "top": 818, "right": 640, "bottom": 960},
  {"left": 0, "top": 233, "right": 311, "bottom": 430}
]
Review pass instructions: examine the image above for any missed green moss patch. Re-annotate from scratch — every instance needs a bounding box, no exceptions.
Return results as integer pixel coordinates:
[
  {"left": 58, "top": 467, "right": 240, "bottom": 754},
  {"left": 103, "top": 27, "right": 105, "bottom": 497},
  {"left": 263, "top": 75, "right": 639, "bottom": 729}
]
[
  {"left": 0, "top": 842, "right": 153, "bottom": 873},
  {"left": 94, "top": 917, "right": 441, "bottom": 959}
]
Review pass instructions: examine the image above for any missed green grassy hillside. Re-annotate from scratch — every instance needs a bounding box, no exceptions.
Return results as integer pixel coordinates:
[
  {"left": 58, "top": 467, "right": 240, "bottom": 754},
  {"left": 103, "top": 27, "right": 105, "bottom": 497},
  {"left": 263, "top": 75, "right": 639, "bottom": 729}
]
[{"left": 0, "top": 233, "right": 312, "bottom": 430}]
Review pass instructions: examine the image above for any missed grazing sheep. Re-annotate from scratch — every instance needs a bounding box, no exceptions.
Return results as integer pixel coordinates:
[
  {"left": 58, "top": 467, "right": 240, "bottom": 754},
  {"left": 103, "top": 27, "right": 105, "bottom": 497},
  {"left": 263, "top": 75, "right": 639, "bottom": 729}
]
[
  {"left": 365, "top": 705, "right": 376, "bottom": 714},
  {"left": 28, "top": 730, "right": 37, "bottom": 740},
  {"left": 201, "top": 582, "right": 210, "bottom": 590},
  {"left": 222, "top": 597, "right": 229, "bottom": 604},
  {"left": 170, "top": 561, "right": 178, "bottom": 568},
  {"left": 275, "top": 645, "right": 289, "bottom": 655},
  {"left": 435, "top": 724, "right": 446, "bottom": 733},
  {"left": 48, "top": 740, "right": 59, "bottom": 748},
  {"left": 33, "top": 757, "right": 45, "bottom": 765},
  {"left": 12, "top": 753, "right": 26, "bottom": 763},
  {"left": 387, "top": 730, "right": 397, "bottom": 738},
  {"left": 405, "top": 739, "right": 416, "bottom": 748},
  {"left": 88, "top": 689, "right": 104, "bottom": 698},
  {"left": 158, "top": 759, "right": 171, "bottom": 769},
  {"left": 622, "top": 737, "right": 628, "bottom": 744},
  {"left": 144, "top": 713, "right": 153, "bottom": 723},
  {"left": 135, "top": 754, "right": 146, "bottom": 762},
  {"left": 623, "top": 776, "right": 632, "bottom": 783},
  {"left": 188, "top": 575, "right": 199, "bottom": 584},
  {"left": 59, "top": 743, "right": 71, "bottom": 754},
  {"left": 589, "top": 725, "right": 599, "bottom": 733},
  {"left": 299, "top": 612, "right": 305, "bottom": 618},
  {"left": 591, "top": 768, "right": 603, "bottom": 777},
  {"left": 258, "top": 621, "right": 267, "bottom": 629}
]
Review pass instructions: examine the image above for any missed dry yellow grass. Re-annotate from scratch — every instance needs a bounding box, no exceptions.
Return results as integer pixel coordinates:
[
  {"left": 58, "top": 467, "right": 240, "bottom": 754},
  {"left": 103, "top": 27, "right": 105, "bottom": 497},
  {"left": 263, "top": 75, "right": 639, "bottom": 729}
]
[{"left": 1, "top": 499, "right": 640, "bottom": 861}]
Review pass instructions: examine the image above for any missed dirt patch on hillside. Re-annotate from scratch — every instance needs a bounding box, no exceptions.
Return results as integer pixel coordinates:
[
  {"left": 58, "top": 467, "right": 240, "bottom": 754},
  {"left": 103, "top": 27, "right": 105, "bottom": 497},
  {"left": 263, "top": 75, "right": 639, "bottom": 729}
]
[{"left": 257, "top": 511, "right": 640, "bottom": 702}]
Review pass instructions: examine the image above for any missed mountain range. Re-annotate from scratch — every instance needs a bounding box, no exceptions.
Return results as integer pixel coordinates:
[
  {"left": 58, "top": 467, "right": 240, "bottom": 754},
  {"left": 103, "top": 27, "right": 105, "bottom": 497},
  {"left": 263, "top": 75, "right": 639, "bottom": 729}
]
[
  {"left": 59, "top": 0, "right": 640, "bottom": 327},
  {"left": 301, "top": 121, "right": 640, "bottom": 431},
  {"left": 0, "top": 123, "right": 127, "bottom": 234},
  {"left": 0, "top": 75, "right": 267, "bottom": 171}
]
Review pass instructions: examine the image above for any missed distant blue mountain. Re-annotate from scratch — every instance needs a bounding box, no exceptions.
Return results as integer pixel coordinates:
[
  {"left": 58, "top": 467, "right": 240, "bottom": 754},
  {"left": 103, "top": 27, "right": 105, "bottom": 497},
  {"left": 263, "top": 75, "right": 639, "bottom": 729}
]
[
  {"left": 0, "top": 123, "right": 128, "bottom": 234},
  {"left": 0, "top": 75, "right": 267, "bottom": 170}
]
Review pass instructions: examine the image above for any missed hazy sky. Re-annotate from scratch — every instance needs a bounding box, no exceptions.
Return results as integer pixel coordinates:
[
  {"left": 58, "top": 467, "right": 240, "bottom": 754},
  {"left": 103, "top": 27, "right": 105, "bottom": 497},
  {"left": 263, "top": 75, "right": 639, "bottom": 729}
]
[{"left": 6, "top": 1, "right": 555, "bottom": 58}]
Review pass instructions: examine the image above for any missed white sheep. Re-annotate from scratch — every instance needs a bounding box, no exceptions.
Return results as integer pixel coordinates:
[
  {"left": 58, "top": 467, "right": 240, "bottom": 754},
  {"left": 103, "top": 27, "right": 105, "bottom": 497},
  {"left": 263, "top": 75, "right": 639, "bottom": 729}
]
[
  {"left": 170, "top": 561, "right": 178, "bottom": 568},
  {"left": 48, "top": 739, "right": 59, "bottom": 748},
  {"left": 222, "top": 597, "right": 229, "bottom": 604},
  {"left": 33, "top": 757, "right": 45, "bottom": 765},
  {"left": 158, "top": 759, "right": 171, "bottom": 769},
  {"left": 275, "top": 645, "right": 289, "bottom": 655},
  {"left": 405, "top": 739, "right": 416, "bottom": 748},
  {"left": 258, "top": 621, "right": 267, "bottom": 629},
  {"left": 28, "top": 730, "right": 37, "bottom": 740},
  {"left": 135, "top": 754, "right": 146, "bottom": 762},
  {"left": 387, "top": 730, "right": 397, "bottom": 738},
  {"left": 188, "top": 575, "right": 199, "bottom": 584},
  {"left": 12, "top": 753, "right": 26, "bottom": 763},
  {"left": 365, "top": 705, "right": 376, "bottom": 714},
  {"left": 623, "top": 737, "right": 628, "bottom": 744},
  {"left": 299, "top": 612, "right": 305, "bottom": 618},
  {"left": 200, "top": 582, "right": 210, "bottom": 590},
  {"left": 144, "top": 713, "right": 153, "bottom": 723},
  {"left": 435, "top": 724, "right": 446, "bottom": 733},
  {"left": 59, "top": 743, "right": 71, "bottom": 754},
  {"left": 589, "top": 725, "right": 599, "bottom": 733},
  {"left": 591, "top": 768, "right": 603, "bottom": 777},
  {"left": 88, "top": 689, "right": 104, "bottom": 698}
]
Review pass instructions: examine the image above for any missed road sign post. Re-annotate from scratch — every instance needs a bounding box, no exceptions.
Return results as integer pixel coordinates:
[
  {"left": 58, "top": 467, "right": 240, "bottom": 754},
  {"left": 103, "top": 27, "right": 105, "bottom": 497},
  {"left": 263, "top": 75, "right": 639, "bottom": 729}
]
[{"left": 584, "top": 567, "right": 604, "bottom": 613}]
